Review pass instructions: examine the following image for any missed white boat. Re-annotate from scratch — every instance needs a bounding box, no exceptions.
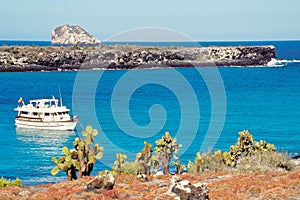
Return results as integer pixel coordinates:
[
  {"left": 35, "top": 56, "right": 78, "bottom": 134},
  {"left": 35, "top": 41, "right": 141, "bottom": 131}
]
[{"left": 14, "top": 96, "right": 78, "bottom": 131}]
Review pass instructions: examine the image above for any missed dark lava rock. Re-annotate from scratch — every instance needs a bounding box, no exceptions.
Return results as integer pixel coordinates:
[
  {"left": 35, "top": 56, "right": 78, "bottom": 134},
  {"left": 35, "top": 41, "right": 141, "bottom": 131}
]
[{"left": 0, "top": 45, "right": 277, "bottom": 72}]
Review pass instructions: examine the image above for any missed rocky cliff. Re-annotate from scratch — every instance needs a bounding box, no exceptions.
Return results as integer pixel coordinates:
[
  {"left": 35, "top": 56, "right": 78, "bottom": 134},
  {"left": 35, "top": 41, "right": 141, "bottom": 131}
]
[
  {"left": 0, "top": 45, "right": 276, "bottom": 72},
  {"left": 51, "top": 25, "right": 100, "bottom": 46}
]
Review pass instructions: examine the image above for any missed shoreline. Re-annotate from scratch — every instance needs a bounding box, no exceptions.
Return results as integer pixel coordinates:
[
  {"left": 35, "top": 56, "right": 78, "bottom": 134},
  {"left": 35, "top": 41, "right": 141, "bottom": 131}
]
[{"left": 0, "top": 44, "right": 276, "bottom": 72}]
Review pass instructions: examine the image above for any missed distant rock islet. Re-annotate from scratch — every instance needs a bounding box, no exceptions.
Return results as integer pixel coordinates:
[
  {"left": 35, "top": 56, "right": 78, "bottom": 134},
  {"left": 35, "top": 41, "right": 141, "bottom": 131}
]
[{"left": 51, "top": 25, "right": 101, "bottom": 46}]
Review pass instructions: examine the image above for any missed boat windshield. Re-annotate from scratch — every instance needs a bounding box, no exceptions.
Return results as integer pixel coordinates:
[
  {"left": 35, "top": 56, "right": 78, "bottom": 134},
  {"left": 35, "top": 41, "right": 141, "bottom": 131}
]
[{"left": 29, "top": 98, "right": 59, "bottom": 108}]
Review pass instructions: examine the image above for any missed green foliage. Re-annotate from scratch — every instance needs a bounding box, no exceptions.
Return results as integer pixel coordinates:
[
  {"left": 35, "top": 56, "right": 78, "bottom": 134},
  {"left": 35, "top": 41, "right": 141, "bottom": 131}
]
[
  {"left": 112, "top": 153, "right": 128, "bottom": 174},
  {"left": 223, "top": 146, "right": 240, "bottom": 167},
  {"left": 237, "top": 130, "right": 254, "bottom": 156},
  {"left": 111, "top": 159, "right": 139, "bottom": 175},
  {"left": 188, "top": 130, "right": 281, "bottom": 174},
  {"left": 188, "top": 151, "right": 226, "bottom": 174},
  {"left": 172, "top": 159, "right": 186, "bottom": 174},
  {"left": 0, "top": 177, "right": 22, "bottom": 188},
  {"left": 235, "top": 151, "right": 294, "bottom": 173},
  {"left": 51, "top": 125, "right": 104, "bottom": 180},
  {"left": 6, "top": 59, "right": 14, "bottom": 66},
  {"left": 135, "top": 141, "right": 159, "bottom": 175},
  {"left": 223, "top": 130, "right": 275, "bottom": 167},
  {"left": 201, "top": 150, "right": 227, "bottom": 172},
  {"left": 253, "top": 140, "right": 275, "bottom": 153},
  {"left": 119, "top": 161, "right": 139, "bottom": 175},
  {"left": 187, "top": 152, "right": 204, "bottom": 174},
  {"left": 155, "top": 131, "right": 182, "bottom": 175}
]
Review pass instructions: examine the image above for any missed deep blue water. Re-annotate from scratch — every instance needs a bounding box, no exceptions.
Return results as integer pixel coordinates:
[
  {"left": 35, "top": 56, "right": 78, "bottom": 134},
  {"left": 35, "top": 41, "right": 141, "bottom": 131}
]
[{"left": 0, "top": 41, "right": 299, "bottom": 185}]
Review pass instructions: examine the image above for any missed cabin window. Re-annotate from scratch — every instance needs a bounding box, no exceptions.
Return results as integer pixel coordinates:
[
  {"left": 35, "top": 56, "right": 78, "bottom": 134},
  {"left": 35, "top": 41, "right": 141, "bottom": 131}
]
[
  {"left": 58, "top": 112, "right": 62, "bottom": 115},
  {"left": 33, "top": 112, "right": 38, "bottom": 116},
  {"left": 45, "top": 113, "right": 50, "bottom": 116},
  {"left": 21, "top": 111, "right": 28, "bottom": 115}
]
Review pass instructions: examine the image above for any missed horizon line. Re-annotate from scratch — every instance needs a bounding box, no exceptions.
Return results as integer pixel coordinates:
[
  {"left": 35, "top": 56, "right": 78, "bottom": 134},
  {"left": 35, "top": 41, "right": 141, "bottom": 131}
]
[{"left": 1, "top": 39, "right": 300, "bottom": 42}]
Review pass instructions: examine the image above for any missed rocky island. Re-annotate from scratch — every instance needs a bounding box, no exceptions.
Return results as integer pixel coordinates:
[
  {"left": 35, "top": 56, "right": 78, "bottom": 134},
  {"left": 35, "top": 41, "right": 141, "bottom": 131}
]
[
  {"left": 0, "top": 25, "right": 276, "bottom": 72},
  {"left": 51, "top": 25, "right": 101, "bottom": 46},
  {"left": 0, "top": 45, "right": 276, "bottom": 72}
]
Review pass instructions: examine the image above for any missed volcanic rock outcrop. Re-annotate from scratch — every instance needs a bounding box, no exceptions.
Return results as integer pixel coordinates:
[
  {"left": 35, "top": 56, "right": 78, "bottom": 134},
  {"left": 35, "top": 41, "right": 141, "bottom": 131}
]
[
  {"left": 51, "top": 25, "right": 100, "bottom": 46},
  {"left": 0, "top": 44, "right": 276, "bottom": 72}
]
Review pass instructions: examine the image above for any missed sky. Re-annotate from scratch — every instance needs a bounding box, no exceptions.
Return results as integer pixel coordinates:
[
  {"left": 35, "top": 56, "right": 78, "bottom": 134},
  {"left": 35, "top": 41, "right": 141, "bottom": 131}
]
[{"left": 0, "top": 0, "right": 299, "bottom": 41}]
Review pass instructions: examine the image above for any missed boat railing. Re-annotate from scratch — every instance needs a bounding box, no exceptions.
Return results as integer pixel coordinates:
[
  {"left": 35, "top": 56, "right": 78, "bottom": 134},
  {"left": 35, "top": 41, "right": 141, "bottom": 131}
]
[{"left": 16, "top": 116, "right": 43, "bottom": 122}]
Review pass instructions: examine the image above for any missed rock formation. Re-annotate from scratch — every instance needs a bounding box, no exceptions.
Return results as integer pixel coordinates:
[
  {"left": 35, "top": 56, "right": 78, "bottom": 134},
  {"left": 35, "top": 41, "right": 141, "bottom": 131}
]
[
  {"left": 51, "top": 25, "right": 100, "bottom": 46},
  {"left": 0, "top": 44, "right": 276, "bottom": 72},
  {"left": 86, "top": 174, "right": 115, "bottom": 193},
  {"left": 165, "top": 176, "right": 210, "bottom": 199}
]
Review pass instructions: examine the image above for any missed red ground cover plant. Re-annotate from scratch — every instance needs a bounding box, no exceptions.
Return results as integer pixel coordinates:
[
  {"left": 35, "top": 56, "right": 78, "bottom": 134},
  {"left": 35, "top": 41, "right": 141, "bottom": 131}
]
[{"left": 0, "top": 168, "right": 299, "bottom": 199}]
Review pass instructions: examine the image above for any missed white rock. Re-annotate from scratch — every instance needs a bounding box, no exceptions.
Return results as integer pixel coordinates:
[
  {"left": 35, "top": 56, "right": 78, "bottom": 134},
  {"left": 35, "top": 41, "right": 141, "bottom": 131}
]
[
  {"left": 51, "top": 25, "right": 101, "bottom": 46},
  {"left": 154, "top": 171, "right": 164, "bottom": 176}
]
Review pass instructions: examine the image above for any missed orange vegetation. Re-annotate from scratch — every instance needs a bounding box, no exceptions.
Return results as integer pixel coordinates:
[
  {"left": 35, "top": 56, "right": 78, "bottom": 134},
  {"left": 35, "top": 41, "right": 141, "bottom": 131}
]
[{"left": 0, "top": 168, "right": 299, "bottom": 199}]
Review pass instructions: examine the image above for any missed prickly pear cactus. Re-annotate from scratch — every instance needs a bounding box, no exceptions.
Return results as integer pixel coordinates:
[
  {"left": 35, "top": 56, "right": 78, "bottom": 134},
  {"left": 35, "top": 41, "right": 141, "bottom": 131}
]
[
  {"left": 172, "top": 159, "right": 186, "bottom": 175},
  {"left": 51, "top": 146, "right": 80, "bottom": 180},
  {"left": 0, "top": 177, "right": 22, "bottom": 188},
  {"left": 187, "top": 152, "right": 204, "bottom": 174},
  {"left": 51, "top": 125, "right": 104, "bottom": 180},
  {"left": 135, "top": 141, "right": 158, "bottom": 175},
  {"left": 112, "top": 153, "right": 127, "bottom": 175},
  {"left": 155, "top": 131, "right": 182, "bottom": 175},
  {"left": 223, "top": 130, "right": 275, "bottom": 167},
  {"left": 237, "top": 130, "right": 254, "bottom": 156},
  {"left": 254, "top": 140, "right": 275, "bottom": 152},
  {"left": 194, "top": 152, "right": 204, "bottom": 173}
]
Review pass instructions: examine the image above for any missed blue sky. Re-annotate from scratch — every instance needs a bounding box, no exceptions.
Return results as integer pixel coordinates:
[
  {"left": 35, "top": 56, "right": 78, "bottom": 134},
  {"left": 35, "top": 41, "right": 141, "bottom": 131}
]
[{"left": 1, "top": 0, "right": 299, "bottom": 41}]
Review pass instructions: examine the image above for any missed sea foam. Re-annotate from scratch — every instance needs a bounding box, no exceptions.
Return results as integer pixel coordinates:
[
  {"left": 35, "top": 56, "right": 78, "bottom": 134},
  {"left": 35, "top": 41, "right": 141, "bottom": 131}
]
[{"left": 267, "top": 58, "right": 300, "bottom": 67}]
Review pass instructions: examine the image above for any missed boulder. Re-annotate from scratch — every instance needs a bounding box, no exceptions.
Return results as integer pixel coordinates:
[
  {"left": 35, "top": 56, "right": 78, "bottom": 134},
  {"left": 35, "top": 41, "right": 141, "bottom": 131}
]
[
  {"left": 51, "top": 25, "right": 100, "bottom": 46},
  {"left": 291, "top": 155, "right": 300, "bottom": 167},
  {"left": 86, "top": 174, "right": 115, "bottom": 193},
  {"left": 167, "top": 175, "right": 210, "bottom": 200}
]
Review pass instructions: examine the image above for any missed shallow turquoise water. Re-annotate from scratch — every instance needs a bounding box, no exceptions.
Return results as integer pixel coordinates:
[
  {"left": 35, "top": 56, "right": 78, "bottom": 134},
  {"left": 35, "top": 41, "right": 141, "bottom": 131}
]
[{"left": 0, "top": 41, "right": 299, "bottom": 185}]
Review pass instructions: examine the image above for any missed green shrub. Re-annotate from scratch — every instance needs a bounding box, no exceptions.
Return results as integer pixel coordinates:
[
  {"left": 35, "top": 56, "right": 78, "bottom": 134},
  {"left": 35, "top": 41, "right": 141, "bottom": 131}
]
[
  {"left": 223, "top": 130, "right": 275, "bottom": 167},
  {"left": 0, "top": 177, "right": 22, "bottom": 188},
  {"left": 202, "top": 150, "right": 228, "bottom": 172},
  {"left": 235, "top": 151, "right": 294, "bottom": 173},
  {"left": 188, "top": 152, "right": 204, "bottom": 174},
  {"left": 119, "top": 161, "right": 139, "bottom": 175},
  {"left": 188, "top": 130, "right": 289, "bottom": 174},
  {"left": 188, "top": 150, "right": 227, "bottom": 173}
]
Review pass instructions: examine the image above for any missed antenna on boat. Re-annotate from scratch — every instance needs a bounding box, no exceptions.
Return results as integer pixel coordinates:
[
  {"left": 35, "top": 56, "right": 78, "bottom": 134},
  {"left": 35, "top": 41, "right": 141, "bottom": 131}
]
[{"left": 58, "top": 87, "right": 63, "bottom": 106}]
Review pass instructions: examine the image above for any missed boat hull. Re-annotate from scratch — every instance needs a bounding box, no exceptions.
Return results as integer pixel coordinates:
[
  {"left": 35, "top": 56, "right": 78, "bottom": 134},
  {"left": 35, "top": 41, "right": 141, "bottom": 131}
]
[{"left": 15, "top": 119, "right": 78, "bottom": 131}]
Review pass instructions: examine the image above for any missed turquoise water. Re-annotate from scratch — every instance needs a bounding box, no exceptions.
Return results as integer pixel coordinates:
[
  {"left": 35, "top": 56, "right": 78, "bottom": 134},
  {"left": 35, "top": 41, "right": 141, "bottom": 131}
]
[{"left": 0, "top": 41, "right": 299, "bottom": 185}]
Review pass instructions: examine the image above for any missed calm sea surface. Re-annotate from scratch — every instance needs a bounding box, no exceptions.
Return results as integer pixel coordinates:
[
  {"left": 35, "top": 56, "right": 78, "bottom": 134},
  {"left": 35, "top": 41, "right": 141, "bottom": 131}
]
[{"left": 0, "top": 40, "right": 299, "bottom": 185}]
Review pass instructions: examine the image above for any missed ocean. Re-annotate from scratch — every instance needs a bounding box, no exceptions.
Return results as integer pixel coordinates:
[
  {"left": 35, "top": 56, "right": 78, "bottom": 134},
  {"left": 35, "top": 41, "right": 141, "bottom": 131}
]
[{"left": 0, "top": 40, "right": 299, "bottom": 185}]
